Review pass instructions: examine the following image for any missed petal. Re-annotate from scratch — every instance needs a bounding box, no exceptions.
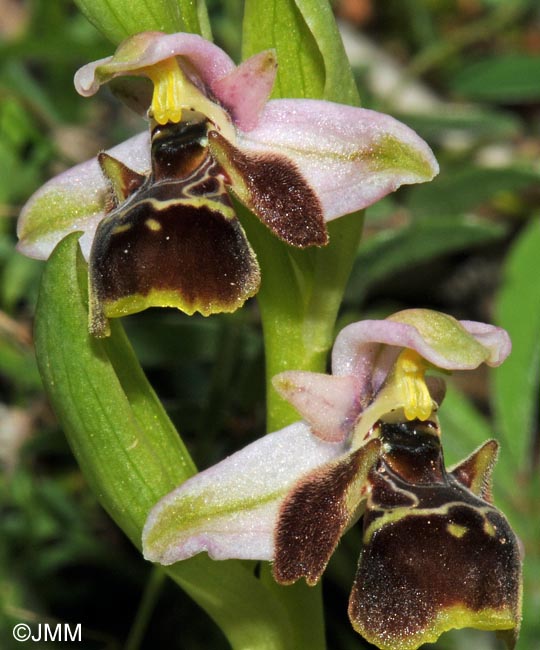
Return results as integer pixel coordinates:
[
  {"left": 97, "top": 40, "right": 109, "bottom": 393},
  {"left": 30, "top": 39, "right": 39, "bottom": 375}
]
[
  {"left": 213, "top": 50, "right": 277, "bottom": 132},
  {"left": 17, "top": 132, "right": 150, "bottom": 260},
  {"left": 98, "top": 152, "right": 146, "bottom": 205},
  {"left": 332, "top": 309, "right": 511, "bottom": 395},
  {"left": 273, "top": 439, "right": 380, "bottom": 586},
  {"left": 272, "top": 371, "right": 361, "bottom": 442},
  {"left": 449, "top": 439, "right": 499, "bottom": 503},
  {"left": 75, "top": 32, "right": 235, "bottom": 98},
  {"left": 208, "top": 131, "right": 328, "bottom": 247},
  {"left": 142, "top": 422, "right": 346, "bottom": 565},
  {"left": 74, "top": 53, "right": 112, "bottom": 97},
  {"left": 237, "top": 99, "right": 439, "bottom": 220}
]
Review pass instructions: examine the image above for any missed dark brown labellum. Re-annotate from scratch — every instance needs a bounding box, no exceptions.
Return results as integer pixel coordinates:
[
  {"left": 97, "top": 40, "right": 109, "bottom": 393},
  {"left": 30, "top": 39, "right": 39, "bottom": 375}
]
[{"left": 349, "top": 421, "right": 522, "bottom": 650}]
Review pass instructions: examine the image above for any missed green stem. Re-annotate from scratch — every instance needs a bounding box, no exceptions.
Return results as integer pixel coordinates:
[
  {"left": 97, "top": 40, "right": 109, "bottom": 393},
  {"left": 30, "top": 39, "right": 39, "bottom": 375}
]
[
  {"left": 199, "top": 314, "right": 242, "bottom": 453},
  {"left": 126, "top": 567, "right": 167, "bottom": 650},
  {"left": 241, "top": 209, "right": 364, "bottom": 431}
]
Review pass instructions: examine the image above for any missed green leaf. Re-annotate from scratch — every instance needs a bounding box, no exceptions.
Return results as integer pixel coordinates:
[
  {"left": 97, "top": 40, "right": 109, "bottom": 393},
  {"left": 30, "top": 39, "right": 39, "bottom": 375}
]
[
  {"left": 451, "top": 54, "right": 540, "bottom": 102},
  {"left": 74, "top": 0, "right": 211, "bottom": 44},
  {"left": 242, "top": 0, "right": 358, "bottom": 104},
  {"left": 493, "top": 218, "right": 540, "bottom": 472},
  {"left": 33, "top": 233, "right": 296, "bottom": 650},
  {"left": 242, "top": 0, "right": 324, "bottom": 99},
  {"left": 1, "top": 254, "right": 42, "bottom": 312},
  {"left": 406, "top": 166, "right": 539, "bottom": 219},
  {"left": 345, "top": 216, "right": 506, "bottom": 304},
  {"left": 291, "top": 0, "right": 359, "bottom": 104},
  {"left": 0, "top": 94, "right": 54, "bottom": 204}
]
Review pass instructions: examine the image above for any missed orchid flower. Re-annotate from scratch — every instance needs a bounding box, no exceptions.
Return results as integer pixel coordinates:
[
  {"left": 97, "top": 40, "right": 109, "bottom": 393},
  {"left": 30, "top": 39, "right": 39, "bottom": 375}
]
[
  {"left": 17, "top": 31, "right": 438, "bottom": 336},
  {"left": 142, "top": 309, "right": 522, "bottom": 650}
]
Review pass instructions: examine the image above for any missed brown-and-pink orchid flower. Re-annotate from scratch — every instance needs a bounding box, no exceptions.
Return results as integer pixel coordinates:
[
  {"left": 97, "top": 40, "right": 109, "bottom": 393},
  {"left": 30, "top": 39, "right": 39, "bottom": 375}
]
[
  {"left": 17, "top": 32, "right": 438, "bottom": 335},
  {"left": 142, "top": 309, "right": 522, "bottom": 650}
]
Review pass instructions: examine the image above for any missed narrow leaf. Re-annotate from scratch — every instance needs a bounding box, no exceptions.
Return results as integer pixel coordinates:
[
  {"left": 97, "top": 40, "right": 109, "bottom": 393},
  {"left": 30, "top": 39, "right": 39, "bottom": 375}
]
[
  {"left": 242, "top": 0, "right": 324, "bottom": 100},
  {"left": 452, "top": 54, "right": 540, "bottom": 103},
  {"left": 407, "top": 166, "right": 539, "bottom": 219},
  {"left": 346, "top": 216, "right": 506, "bottom": 304},
  {"left": 242, "top": 0, "right": 358, "bottom": 105},
  {"left": 493, "top": 218, "right": 540, "bottom": 472},
  {"left": 34, "top": 235, "right": 190, "bottom": 540},
  {"left": 394, "top": 107, "right": 522, "bottom": 144}
]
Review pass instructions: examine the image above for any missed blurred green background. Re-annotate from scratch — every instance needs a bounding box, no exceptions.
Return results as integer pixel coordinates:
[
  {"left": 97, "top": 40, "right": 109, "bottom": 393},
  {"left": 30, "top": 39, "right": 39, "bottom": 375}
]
[{"left": 0, "top": 0, "right": 539, "bottom": 648}]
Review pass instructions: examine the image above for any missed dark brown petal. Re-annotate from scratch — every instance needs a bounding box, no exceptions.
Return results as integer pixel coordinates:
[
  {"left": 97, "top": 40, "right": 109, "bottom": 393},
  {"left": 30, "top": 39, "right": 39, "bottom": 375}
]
[
  {"left": 208, "top": 131, "right": 328, "bottom": 248},
  {"left": 98, "top": 153, "right": 146, "bottom": 209},
  {"left": 88, "top": 197, "right": 260, "bottom": 337},
  {"left": 272, "top": 439, "right": 380, "bottom": 586},
  {"left": 450, "top": 439, "right": 499, "bottom": 503}
]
